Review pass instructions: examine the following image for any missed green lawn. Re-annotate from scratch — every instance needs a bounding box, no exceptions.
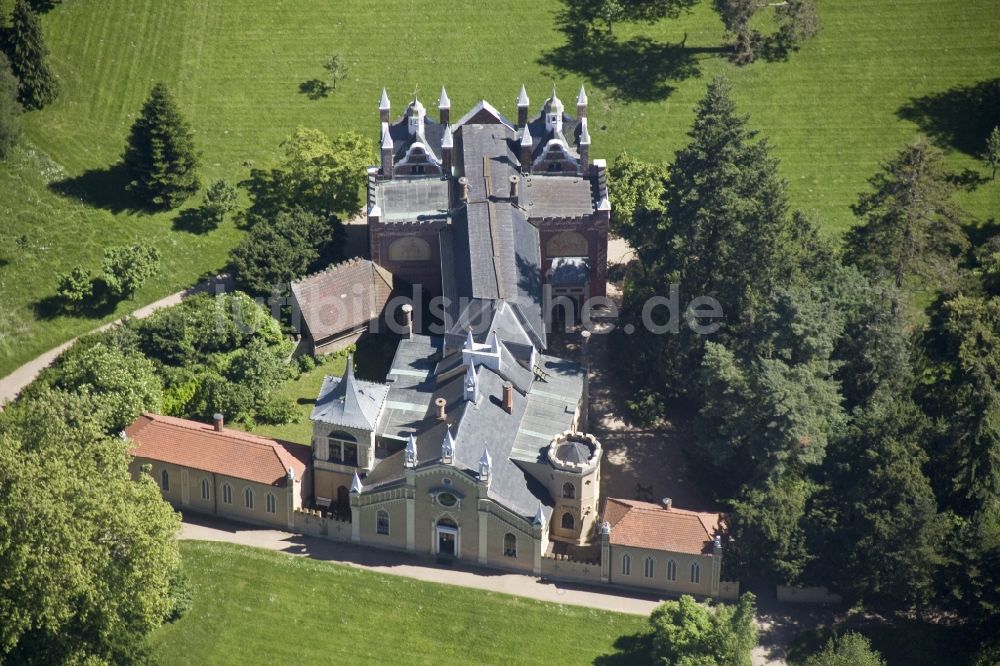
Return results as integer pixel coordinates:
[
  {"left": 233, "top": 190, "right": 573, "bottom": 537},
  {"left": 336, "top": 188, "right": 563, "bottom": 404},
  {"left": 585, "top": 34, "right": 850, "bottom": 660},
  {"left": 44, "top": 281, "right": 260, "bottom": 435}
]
[
  {"left": 149, "top": 540, "right": 646, "bottom": 665},
  {"left": 1, "top": 0, "right": 998, "bottom": 377}
]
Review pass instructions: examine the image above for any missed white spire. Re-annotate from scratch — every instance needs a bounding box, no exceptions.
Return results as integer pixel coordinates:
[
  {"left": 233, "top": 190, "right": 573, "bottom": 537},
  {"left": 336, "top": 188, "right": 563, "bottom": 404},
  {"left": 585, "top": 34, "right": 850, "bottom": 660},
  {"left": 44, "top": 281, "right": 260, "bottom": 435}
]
[
  {"left": 381, "top": 123, "right": 393, "bottom": 149},
  {"left": 438, "top": 86, "right": 450, "bottom": 109},
  {"left": 464, "top": 363, "right": 479, "bottom": 403},
  {"left": 489, "top": 331, "right": 500, "bottom": 355},
  {"left": 442, "top": 124, "right": 453, "bottom": 148},
  {"left": 576, "top": 84, "right": 588, "bottom": 106},
  {"left": 517, "top": 84, "right": 529, "bottom": 107},
  {"left": 520, "top": 124, "right": 533, "bottom": 146},
  {"left": 533, "top": 503, "right": 546, "bottom": 527},
  {"left": 465, "top": 328, "right": 475, "bottom": 351},
  {"left": 442, "top": 427, "right": 456, "bottom": 464},
  {"left": 350, "top": 471, "right": 363, "bottom": 494},
  {"left": 579, "top": 118, "right": 591, "bottom": 145},
  {"left": 379, "top": 87, "right": 391, "bottom": 110},
  {"left": 404, "top": 433, "right": 417, "bottom": 468},
  {"left": 479, "top": 446, "right": 492, "bottom": 482}
]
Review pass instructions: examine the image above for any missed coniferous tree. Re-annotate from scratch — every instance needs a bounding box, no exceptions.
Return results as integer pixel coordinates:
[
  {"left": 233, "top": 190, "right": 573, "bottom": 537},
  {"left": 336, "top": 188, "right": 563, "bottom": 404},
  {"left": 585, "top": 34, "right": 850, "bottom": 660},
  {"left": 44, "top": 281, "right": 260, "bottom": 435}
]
[
  {"left": 5, "top": 0, "right": 59, "bottom": 109},
  {"left": 123, "top": 82, "right": 200, "bottom": 209},
  {"left": 0, "top": 53, "right": 22, "bottom": 158},
  {"left": 844, "top": 140, "right": 968, "bottom": 297}
]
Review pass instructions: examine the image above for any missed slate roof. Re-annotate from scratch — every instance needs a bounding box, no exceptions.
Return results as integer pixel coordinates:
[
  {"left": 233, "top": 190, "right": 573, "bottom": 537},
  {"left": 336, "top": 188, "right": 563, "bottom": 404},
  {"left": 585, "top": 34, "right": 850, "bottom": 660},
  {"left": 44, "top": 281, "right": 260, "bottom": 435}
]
[
  {"left": 291, "top": 259, "right": 393, "bottom": 342},
  {"left": 603, "top": 499, "right": 721, "bottom": 555},
  {"left": 126, "top": 413, "right": 309, "bottom": 486},
  {"left": 311, "top": 356, "right": 390, "bottom": 431}
]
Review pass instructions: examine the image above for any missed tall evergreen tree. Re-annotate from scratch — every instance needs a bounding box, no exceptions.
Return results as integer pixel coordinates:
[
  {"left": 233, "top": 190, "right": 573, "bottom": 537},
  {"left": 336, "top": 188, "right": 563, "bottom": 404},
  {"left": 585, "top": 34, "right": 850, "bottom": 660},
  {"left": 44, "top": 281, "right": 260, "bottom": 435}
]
[
  {"left": 844, "top": 140, "right": 968, "bottom": 298},
  {"left": 123, "top": 82, "right": 200, "bottom": 209},
  {"left": 0, "top": 52, "right": 22, "bottom": 158},
  {"left": 5, "top": 0, "right": 58, "bottom": 109}
]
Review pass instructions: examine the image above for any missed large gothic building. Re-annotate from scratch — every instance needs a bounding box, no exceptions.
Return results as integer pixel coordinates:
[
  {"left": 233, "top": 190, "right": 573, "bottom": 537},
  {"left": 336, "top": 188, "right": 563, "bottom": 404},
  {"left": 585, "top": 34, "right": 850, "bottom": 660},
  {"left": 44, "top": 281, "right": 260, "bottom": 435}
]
[{"left": 127, "top": 88, "right": 732, "bottom": 600}]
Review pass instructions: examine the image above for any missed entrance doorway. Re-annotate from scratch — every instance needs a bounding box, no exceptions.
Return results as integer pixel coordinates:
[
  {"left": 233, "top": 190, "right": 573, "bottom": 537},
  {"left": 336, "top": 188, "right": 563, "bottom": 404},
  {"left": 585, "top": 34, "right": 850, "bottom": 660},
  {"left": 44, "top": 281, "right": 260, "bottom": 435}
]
[{"left": 436, "top": 517, "right": 458, "bottom": 557}]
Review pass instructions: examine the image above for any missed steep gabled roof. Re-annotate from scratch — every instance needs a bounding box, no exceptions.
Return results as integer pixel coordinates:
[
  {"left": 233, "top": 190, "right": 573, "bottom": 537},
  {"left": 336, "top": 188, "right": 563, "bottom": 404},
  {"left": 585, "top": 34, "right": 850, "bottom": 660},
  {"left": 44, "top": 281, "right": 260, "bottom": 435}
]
[
  {"left": 291, "top": 259, "right": 393, "bottom": 342},
  {"left": 126, "top": 413, "right": 309, "bottom": 486},
  {"left": 604, "top": 498, "right": 721, "bottom": 555},
  {"left": 311, "top": 356, "right": 389, "bottom": 431}
]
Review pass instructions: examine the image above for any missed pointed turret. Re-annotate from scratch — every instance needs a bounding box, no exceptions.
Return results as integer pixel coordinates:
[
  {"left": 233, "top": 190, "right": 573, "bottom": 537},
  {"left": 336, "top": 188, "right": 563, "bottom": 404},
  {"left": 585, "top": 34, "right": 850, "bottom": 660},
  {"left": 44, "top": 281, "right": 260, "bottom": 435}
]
[
  {"left": 520, "top": 124, "right": 533, "bottom": 174},
  {"left": 379, "top": 87, "right": 391, "bottom": 123},
  {"left": 465, "top": 328, "right": 476, "bottom": 351},
  {"left": 350, "top": 471, "right": 363, "bottom": 494},
  {"left": 464, "top": 363, "right": 480, "bottom": 403},
  {"left": 533, "top": 503, "right": 546, "bottom": 527},
  {"left": 441, "top": 427, "right": 456, "bottom": 464},
  {"left": 545, "top": 87, "right": 564, "bottom": 133},
  {"left": 516, "top": 84, "right": 530, "bottom": 127},
  {"left": 576, "top": 84, "right": 588, "bottom": 121},
  {"left": 407, "top": 97, "right": 426, "bottom": 137},
  {"left": 441, "top": 123, "right": 454, "bottom": 172},
  {"left": 404, "top": 433, "right": 417, "bottom": 469},
  {"left": 438, "top": 86, "right": 451, "bottom": 124},
  {"left": 479, "top": 446, "right": 492, "bottom": 483}
]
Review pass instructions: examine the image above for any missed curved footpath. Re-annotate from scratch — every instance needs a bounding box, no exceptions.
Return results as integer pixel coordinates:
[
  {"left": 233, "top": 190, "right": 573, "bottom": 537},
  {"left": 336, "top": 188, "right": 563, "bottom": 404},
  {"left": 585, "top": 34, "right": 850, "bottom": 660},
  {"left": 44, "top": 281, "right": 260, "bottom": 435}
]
[{"left": 0, "top": 275, "right": 234, "bottom": 409}]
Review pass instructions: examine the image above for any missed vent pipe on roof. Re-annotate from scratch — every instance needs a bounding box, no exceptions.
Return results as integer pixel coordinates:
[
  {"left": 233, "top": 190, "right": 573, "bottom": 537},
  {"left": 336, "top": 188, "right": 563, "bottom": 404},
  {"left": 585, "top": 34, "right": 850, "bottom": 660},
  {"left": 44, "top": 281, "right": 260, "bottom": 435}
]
[
  {"left": 509, "top": 175, "right": 519, "bottom": 199},
  {"left": 435, "top": 397, "right": 447, "bottom": 422},
  {"left": 458, "top": 176, "right": 469, "bottom": 202},
  {"left": 662, "top": 497, "right": 672, "bottom": 510},
  {"left": 213, "top": 413, "right": 224, "bottom": 432},
  {"left": 401, "top": 303, "right": 413, "bottom": 339}
]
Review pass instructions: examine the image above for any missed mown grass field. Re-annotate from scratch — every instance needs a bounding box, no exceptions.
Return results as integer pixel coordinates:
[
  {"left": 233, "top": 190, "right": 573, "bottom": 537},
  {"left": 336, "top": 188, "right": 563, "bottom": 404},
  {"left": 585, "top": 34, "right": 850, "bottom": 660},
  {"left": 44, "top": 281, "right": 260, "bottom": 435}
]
[
  {"left": 149, "top": 540, "right": 646, "bottom": 665},
  {"left": 0, "top": 0, "right": 997, "bottom": 377}
]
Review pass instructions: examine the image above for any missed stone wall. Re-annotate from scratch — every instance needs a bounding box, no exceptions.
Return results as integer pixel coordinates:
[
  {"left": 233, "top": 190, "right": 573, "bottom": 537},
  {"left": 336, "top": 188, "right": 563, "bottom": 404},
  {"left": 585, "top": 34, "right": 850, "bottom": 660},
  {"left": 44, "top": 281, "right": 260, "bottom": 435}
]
[
  {"left": 718, "top": 581, "right": 741, "bottom": 601},
  {"left": 540, "top": 553, "right": 602, "bottom": 585},
  {"left": 292, "top": 508, "right": 352, "bottom": 541}
]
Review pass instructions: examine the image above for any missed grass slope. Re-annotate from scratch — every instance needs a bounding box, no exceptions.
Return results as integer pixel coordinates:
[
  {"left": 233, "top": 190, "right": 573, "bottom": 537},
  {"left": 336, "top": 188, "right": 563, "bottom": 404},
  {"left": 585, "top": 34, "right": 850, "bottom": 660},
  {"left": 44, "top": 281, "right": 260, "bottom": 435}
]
[
  {"left": 1, "top": 0, "right": 997, "bottom": 377},
  {"left": 149, "top": 540, "right": 646, "bottom": 665}
]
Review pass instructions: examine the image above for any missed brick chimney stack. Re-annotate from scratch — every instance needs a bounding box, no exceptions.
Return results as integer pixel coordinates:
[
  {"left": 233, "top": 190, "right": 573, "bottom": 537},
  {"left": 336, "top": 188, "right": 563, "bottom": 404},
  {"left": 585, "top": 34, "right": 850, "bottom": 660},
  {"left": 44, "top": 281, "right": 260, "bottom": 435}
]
[
  {"left": 502, "top": 381, "right": 514, "bottom": 414},
  {"left": 213, "top": 413, "right": 224, "bottom": 432},
  {"left": 436, "top": 397, "right": 447, "bottom": 421}
]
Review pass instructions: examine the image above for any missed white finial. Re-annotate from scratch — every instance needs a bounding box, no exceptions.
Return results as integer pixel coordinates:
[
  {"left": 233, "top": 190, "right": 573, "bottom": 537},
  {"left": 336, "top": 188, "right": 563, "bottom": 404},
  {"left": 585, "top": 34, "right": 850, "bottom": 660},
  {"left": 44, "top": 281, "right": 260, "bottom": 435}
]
[
  {"left": 479, "top": 447, "right": 492, "bottom": 482},
  {"left": 404, "top": 433, "right": 417, "bottom": 468},
  {"left": 517, "top": 84, "right": 529, "bottom": 107},
  {"left": 379, "top": 87, "right": 391, "bottom": 110},
  {"left": 600, "top": 520, "right": 611, "bottom": 535},
  {"left": 464, "top": 363, "right": 479, "bottom": 403},
  {"left": 576, "top": 84, "right": 588, "bottom": 106},
  {"left": 381, "top": 125, "right": 393, "bottom": 149},
  {"left": 442, "top": 124, "right": 453, "bottom": 148},
  {"left": 350, "top": 471, "right": 363, "bottom": 494},
  {"left": 438, "top": 86, "right": 450, "bottom": 109},
  {"left": 520, "top": 124, "right": 533, "bottom": 146},
  {"left": 442, "top": 427, "right": 456, "bottom": 464},
  {"left": 533, "top": 503, "right": 546, "bottom": 527},
  {"left": 580, "top": 118, "right": 591, "bottom": 145},
  {"left": 464, "top": 328, "right": 475, "bottom": 351},
  {"left": 489, "top": 331, "right": 500, "bottom": 355}
]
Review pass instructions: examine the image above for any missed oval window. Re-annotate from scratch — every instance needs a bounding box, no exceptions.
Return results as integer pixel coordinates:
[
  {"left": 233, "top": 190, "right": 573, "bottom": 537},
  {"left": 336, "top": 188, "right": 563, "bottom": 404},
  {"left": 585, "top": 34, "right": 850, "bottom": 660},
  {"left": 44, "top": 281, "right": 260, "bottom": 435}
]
[{"left": 438, "top": 492, "right": 457, "bottom": 507}]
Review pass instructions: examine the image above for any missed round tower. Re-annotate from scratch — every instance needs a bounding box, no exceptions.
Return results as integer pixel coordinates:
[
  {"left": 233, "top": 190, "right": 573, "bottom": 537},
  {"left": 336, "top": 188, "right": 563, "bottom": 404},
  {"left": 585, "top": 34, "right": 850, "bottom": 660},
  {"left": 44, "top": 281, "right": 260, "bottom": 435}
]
[{"left": 545, "top": 431, "right": 602, "bottom": 544}]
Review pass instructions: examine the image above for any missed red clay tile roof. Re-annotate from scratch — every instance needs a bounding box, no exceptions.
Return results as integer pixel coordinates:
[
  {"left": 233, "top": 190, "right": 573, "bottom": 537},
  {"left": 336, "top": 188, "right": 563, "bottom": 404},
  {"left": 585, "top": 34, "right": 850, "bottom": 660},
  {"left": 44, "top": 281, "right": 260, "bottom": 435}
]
[
  {"left": 290, "top": 258, "right": 393, "bottom": 341},
  {"left": 126, "top": 413, "right": 309, "bottom": 487},
  {"left": 604, "top": 498, "right": 721, "bottom": 556}
]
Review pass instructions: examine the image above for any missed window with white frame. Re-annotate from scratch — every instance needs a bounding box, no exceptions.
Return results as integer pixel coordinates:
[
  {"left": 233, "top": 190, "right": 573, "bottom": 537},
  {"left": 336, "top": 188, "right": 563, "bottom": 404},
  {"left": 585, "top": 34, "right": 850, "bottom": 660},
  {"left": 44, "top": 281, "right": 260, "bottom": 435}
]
[
  {"left": 160, "top": 469, "right": 169, "bottom": 491},
  {"left": 621, "top": 553, "right": 631, "bottom": 576},
  {"left": 222, "top": 483, "right": 232, "bottom": 504},
  {"left": 690, "top": 561, "right": 700, "bottom": 584},
  {"left": 644, "top": 556, "right": 654, "bottom": 578},
  {"left": 244, "top": 487, "right": 254, "bottom": 510},
  {"left": 667, "top": 559, "right": 677, "bottom": 581},
  {"left": 266, "top": 493, "right": 276, "bottom": 514},
  {"left": 376, "top": 510, "right": 390, "bottom": 535},
  {"left": 200, "top": 478, "right": 210, "bottom": 500}
]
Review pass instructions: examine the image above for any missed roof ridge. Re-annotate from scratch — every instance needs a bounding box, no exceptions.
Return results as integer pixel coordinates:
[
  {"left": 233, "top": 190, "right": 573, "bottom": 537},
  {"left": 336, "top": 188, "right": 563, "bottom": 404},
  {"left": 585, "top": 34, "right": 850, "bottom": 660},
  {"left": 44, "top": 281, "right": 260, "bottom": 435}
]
[
  {"left": 291, "top": 257, "right": 369, "bottom": 284},
  {"left": 141, "top": 413, "right": 297, "bottom": 450}
]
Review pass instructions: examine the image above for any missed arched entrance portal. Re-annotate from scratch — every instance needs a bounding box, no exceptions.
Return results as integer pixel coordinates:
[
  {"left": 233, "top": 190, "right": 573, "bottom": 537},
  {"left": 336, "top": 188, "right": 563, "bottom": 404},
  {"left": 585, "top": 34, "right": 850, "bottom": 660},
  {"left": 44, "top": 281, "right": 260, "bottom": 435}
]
[{"left": 435, "top": 517, "right": 459, "bottom": 558}]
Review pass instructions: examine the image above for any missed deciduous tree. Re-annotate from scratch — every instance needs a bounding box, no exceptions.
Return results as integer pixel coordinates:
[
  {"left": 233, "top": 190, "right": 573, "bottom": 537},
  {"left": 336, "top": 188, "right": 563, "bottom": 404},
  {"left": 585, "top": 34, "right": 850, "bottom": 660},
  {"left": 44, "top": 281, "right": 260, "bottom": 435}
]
[
  {"left": 54, "top": 264, "right": 93, "bottom": 303},
  {"left": 323, "top": 54, "right": 349, "bottom": 90},
  {"left": 647, "top": 593, "right": 758, "bottom": 666},
  {"left": 607, "top": 151, "right": 667, "bottom": 242},
  {"left": 101, "top": 243, "right": 160, "bottom": 299},
  {"left": 196, "top": 178, "right": 239, "bottom": 230},
  {"left": 802, "top": 633, "right": 886, "bottom": 666},
  {"left": 123, "top": 82, "right": 200, "bottom": 209},
  {"left": 229, "top": 207, "right": 324, "bottom": 296}
]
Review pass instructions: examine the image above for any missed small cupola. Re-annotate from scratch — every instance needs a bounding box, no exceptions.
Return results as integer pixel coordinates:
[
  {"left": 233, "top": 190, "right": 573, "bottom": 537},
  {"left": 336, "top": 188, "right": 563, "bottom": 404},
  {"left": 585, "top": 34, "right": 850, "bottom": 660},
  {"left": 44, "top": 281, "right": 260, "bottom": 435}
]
[
  {"left": 442, "top": 427, "right": 456, "bottom": 464},
  {"left": 544, "top": 87, "right": 564, "bottom": 133},
  {"left": 404, "top": 433, "right": 417, "bottom": 469},
  {"left": 407, "top": 98, "right": 426, "bottom": 137},
  {"left": 479, "top": 447, "right": 492, "bottom": 484}
]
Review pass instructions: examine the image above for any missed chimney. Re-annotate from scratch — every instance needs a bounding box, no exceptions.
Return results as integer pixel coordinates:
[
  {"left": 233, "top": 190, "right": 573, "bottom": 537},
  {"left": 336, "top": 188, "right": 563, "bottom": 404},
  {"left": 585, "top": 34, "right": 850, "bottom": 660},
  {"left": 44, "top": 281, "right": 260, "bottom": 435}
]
[
  {"left": 502, "top": 381, "right": 513, "bottom": 414},
  {"left": 435, "top": 397, "right": 447, "bottom": 422},
  {"left": 213, "top": 413, "right": 224, "bottom": 432},
  {"left": 661, "top": 497, "right": 672, "bottom": 510},
  {"left": 509, "top": 175, "right": 519, "bottom": 199},
  {"left": 401, "top": 303, "right": 413, "bottom": 338},
  {"left": 516, "top": 84, "right": 529, "bottom": 127},
  {"left": 458, "top": 176, "right": 469, "bottom": 202},
  {"left": 438, "top": 86, "right": 450, "bottom": 125}
]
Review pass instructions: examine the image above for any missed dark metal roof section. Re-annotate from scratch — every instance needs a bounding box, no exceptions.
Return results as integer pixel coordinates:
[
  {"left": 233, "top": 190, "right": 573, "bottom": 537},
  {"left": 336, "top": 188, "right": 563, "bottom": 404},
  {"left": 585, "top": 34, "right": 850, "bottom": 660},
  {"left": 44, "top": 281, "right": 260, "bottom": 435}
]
[{"left": 311, "top": 355, "right": 389, "bottom": 431}]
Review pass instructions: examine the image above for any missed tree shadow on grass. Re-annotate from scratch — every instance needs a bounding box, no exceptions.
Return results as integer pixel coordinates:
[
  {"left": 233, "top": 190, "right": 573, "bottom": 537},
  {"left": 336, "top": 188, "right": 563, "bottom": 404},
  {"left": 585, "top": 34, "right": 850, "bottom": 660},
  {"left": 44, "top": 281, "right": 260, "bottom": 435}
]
[
  {"left": 48, "top": 162, "right": 148, "bottom": 214},
  {"left": 538, "top": 3, "right": 720, "bottom": 102},
  {"left": 592, "top": 631, "right": 652, "bottom": 665},
  {"left": 172, "top": 207, "right": 214, "bottom": 234},
  {"left": 896, "top": 78, "right": 1000, "bottom": 156},
  {"left": 32, "top": 289, "right": 119, "bottom": 322},
  {"left": 299, "top": 79, "right": 331, "bottom": 100}
]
